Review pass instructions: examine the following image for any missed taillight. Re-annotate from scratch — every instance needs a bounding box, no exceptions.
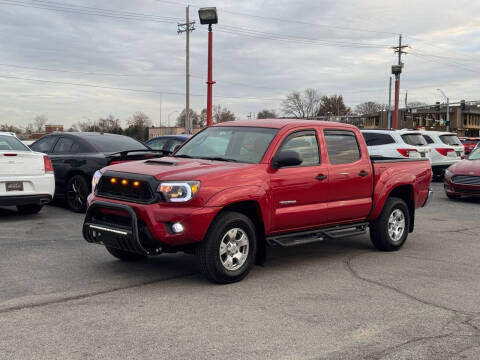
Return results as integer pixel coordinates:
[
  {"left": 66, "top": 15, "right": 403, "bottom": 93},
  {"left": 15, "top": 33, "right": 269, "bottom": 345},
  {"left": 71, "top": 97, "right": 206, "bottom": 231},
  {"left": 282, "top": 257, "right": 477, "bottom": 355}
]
[
  {"left": 397, "top": 148, "right": 417, "bottom": 157},
  {"left": 435, "top": 148, "right": 454, "bottom": 156},
  {"left": 43, "top": 155, "right": 54, "bottom": 174}
]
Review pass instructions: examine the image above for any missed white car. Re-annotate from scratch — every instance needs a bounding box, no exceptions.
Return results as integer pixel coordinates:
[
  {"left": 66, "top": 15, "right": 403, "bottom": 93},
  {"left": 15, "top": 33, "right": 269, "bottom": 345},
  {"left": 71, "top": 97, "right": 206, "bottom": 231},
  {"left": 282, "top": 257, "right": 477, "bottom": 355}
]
[
  {"left": 361, "top": 129, "right": 431, "bottom": 160},
  {"left": 421, "top": 131, "right": 463, "bottom": 177},
  {"left": 0, "top": 132, "right": 55, "bottom": 214}
]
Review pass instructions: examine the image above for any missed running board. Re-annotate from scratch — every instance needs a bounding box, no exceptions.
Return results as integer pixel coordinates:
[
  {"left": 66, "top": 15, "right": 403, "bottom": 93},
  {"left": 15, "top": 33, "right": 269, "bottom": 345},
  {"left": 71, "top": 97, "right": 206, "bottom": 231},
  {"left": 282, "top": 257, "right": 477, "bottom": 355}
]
[{"left": 266, "top": 222, "right": 369, "bottom": 247}]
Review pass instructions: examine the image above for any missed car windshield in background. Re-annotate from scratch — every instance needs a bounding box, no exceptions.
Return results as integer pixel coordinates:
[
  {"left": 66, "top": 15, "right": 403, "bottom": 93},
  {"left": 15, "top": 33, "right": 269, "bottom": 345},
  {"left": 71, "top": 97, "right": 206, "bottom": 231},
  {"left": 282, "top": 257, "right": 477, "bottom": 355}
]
[
  {"left": 440, "top": 135, "right": 461, "bottom": 146},
  {"left": 174, "top": 126, "right": 278, "bottom": 164},
  {"left": 87, "top": 135, "right": 148, "bottom": 153},
  {"left": 0, "top": 135, "right": 30, "bottom": 151},
  {"left": 468, "top": 148, "right": 480, "bottom": 160},
  {"left": 401, "top": 134, "right": 426, "bottom": 146}
]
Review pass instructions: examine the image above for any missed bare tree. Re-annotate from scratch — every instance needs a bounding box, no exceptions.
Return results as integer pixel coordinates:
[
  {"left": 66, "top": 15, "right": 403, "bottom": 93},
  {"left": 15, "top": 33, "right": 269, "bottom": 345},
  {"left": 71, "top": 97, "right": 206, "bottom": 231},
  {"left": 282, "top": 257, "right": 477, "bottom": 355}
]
[
  {"left": 176, "top": 108, "right": 204, "bottom": 128},
  {"left": 281, "top": 89, "right": 321, "bottom": 119},
  {"left": 97, "top": 115, "right": 122, "bottom": 134},
  {"left": 317, "top": 95, "right": 351, "bottom": 116},
  {"left": 34, "top": 114, "right": 48, "bottom": 132},
  {"left": 257, "top": 109, "right": 277, "bottom": 119},
  {"left": 355, "top": 101, "right": 388, "bottom": 115},
  {"left": 213, "top": 105, "right": 236, "bottom": 123},
  {"left": 125, "top": 112, "right": 151, "bottom": 141}
]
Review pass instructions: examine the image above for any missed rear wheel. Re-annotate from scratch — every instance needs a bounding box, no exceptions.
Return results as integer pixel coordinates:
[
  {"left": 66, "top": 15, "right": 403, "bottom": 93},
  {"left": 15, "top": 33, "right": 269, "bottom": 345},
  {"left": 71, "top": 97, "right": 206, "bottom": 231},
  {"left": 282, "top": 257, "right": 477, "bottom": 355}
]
[
  {"left": 66, "top": 175, "right": 89, "bottom": 213},
  {"left": 105, "top": 246, "right": 147, "bottom": 261},
  {"left": 196, "top": 211, "right": 257, "bottom": 284},
  {"left": 16, "top": 204, "right": 43, "bottom": 214},
  {"left": 370, "top": 197, "right": 410, "bottom": 251}
]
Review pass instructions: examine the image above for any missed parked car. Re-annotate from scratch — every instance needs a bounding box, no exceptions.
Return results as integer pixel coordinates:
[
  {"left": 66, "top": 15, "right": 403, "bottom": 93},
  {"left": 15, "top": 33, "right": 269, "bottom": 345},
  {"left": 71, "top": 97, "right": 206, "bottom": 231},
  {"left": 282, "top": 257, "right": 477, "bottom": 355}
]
[
  {"left": 444, "top": 147, "right": 480, "bottom": 199},
  {"left": 421, "top": 131, "right": 464, "bottom": 177},
  {"left": 82, "top": 119, "right": 432, "bottom": 284},
  {"left": 0, "top": 132, "right": 55, "bottom": 214},
  {"left": 30, "top": 132, "right": 161, "bottom": 213},
  {"left": 361, "top": 129, "right": 430, "bottom": 160},
  {"left": 145, "top": 135, "right": 190, "bottom": 154},
  {"left": 459, "top": 137, "right": 480, "bottom": 155}
]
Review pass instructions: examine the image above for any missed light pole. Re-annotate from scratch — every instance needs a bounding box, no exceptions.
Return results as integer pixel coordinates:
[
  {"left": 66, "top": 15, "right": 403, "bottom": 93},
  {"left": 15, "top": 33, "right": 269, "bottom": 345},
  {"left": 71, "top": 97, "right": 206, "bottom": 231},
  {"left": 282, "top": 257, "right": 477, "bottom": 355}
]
[
  {"left": 198, "top": 7, "right": 218, "bottom": 127},
  {"left": 437, "top": 89, "right": 450, "bottom": 132},
  {"left": 168, "top": 110, "right": 179, "bottom": 127}
]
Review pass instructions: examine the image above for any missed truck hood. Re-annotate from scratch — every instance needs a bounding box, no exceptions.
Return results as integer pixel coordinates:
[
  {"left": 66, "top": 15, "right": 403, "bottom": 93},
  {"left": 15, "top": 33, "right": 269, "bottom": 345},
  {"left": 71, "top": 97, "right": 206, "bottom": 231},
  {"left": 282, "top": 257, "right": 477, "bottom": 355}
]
[{"left": 102, "top": 157, "right": 257, "bottom": 181}]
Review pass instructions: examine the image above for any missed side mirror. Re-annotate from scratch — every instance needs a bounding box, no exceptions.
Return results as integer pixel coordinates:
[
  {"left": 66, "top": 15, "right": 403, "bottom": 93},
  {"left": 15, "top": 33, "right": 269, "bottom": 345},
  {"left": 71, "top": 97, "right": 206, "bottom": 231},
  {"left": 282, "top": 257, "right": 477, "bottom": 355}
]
[{"left": 272, "top": 150, "right": 303, "bottom": 169}]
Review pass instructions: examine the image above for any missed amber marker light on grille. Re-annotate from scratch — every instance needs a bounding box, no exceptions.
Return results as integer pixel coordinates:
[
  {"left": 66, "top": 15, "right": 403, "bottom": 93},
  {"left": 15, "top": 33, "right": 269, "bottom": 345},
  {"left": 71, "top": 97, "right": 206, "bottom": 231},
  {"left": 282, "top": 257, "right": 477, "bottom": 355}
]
[
  {"left": 121, "top": 179, "right": 128, "bottom": 186},
  {"left": 110, "top": 178, "right": 117, "bottom": 184},
  {"left": 133, "top": 181, "right": 140, "bottom": 187}
]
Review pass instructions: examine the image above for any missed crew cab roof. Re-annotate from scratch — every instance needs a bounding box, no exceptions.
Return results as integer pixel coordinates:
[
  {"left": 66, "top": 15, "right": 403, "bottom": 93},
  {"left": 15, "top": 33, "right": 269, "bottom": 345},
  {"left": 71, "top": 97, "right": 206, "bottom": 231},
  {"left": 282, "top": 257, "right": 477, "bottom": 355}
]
[{"left": 213, "top": 118, "right": 358, "bottom": 131}]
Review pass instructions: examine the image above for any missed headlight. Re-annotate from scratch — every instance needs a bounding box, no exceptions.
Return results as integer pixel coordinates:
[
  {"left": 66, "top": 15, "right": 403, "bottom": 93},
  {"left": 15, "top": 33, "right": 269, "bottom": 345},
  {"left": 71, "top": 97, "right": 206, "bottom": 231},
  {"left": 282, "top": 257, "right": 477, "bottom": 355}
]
[
  {"left": 444, "top": 169, "right": 453, "bottom": 178},
  {"left": 158, "top": 181, "right": 200, "bottom": 202},
  {"left": 92, "top": 170, "right": 103, "bottom": 192}
]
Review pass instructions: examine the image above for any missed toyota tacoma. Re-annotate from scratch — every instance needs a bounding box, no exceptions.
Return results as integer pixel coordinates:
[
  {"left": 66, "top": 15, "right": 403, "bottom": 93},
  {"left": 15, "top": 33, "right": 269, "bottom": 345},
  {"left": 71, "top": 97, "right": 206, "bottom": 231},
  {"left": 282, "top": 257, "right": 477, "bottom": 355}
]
[{"left": 83, "top": 120, "right": 432, "bottom": 284}]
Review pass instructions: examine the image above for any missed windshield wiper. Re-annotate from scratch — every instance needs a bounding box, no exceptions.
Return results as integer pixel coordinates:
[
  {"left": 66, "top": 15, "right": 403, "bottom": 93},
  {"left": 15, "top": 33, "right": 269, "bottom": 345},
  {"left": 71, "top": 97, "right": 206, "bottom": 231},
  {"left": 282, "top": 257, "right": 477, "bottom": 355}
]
[
  {"left": 174, "top": 154, "right": 194, "bottom": 158},
  {"left": 198, "top": 156, "right": 241, "bottom": 163}
]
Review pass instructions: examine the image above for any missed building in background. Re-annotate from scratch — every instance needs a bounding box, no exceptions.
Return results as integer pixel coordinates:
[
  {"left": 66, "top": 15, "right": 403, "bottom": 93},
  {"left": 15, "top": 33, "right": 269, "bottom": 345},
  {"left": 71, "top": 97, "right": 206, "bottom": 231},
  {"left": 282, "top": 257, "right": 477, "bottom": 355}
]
[{"left": 30, "top": 124, "right": 64, "bottom": 139}]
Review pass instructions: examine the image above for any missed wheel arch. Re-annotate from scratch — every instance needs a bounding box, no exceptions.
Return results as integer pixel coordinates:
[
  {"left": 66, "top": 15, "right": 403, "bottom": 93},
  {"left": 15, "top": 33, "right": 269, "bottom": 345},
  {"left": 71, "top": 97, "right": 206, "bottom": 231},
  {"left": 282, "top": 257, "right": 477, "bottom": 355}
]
[{"left": 386, "top": 185, "right": 415, "bottom": 233}]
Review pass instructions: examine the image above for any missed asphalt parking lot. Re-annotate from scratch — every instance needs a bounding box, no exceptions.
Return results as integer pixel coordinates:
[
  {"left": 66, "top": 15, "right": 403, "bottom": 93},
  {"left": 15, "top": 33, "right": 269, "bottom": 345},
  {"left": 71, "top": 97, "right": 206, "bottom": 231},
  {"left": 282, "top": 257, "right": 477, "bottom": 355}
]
[{"left": 1, "top": 181, "right": 480, "bottom": 359}]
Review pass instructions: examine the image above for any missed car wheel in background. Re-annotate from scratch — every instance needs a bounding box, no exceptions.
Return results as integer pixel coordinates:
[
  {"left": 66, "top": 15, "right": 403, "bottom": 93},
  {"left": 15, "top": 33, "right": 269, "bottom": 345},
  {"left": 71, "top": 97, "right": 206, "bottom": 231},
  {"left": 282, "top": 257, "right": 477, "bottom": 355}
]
[
  {"left": 196, "top": 211, "right": 257, "bottom": 284},
  {"left": 105, "top": 246, "right": 148, "bottom": 261},
  {"left": 66, "top": 175, "right": 90, "bottom": 213},
  {"left": 369, "top": 197, "right": 410, "bottom": 252},
  {"left": 446, "top": 193, "right": 461, "bottom": 200},
  {"left": 16, "top": 204, "right": 43, "bottom": 214}
]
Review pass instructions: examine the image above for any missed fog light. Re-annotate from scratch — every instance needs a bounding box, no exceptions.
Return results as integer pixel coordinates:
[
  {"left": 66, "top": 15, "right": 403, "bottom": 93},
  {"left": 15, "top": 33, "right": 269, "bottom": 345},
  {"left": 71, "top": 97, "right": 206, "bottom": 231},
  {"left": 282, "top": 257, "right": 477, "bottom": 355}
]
[{"left": 172, "top": 222, "right": 184, "bottom": 233}]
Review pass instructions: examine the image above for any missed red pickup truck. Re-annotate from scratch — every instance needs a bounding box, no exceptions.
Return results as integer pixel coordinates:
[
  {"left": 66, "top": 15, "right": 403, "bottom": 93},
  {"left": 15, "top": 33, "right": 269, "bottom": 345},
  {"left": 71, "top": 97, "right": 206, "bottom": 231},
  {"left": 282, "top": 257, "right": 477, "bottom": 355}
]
[{"left": 83, "top": 120, "right": 432, "bottom": 283}]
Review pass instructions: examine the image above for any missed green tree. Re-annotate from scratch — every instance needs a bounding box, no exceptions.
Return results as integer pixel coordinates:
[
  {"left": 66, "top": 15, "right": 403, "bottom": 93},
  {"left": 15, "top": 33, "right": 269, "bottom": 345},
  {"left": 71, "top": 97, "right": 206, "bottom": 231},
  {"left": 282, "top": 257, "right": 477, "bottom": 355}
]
[{"left": 317, "top": 95, "right": 351, "bottom": 116}]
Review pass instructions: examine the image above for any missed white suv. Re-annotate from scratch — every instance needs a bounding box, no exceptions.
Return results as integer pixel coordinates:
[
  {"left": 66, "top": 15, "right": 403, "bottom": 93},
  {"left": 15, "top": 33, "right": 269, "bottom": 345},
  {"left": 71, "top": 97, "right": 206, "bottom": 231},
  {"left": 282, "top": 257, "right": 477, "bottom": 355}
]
[
  {"left": 421, "top": 131, "right": 463, "bottom": 177},
  {"left": 0, "top": 132, "right": 55, "bottom": 214},
  {"left": 361, "top": 129, "right": 431, "bottom": 160}
]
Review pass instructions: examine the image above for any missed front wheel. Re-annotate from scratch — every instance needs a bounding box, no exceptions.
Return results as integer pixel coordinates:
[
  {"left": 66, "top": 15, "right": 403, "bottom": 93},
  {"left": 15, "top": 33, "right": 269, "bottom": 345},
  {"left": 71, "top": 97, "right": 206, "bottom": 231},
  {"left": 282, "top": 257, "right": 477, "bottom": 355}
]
[
  {"left": 196, "top": 211, "right": 257, "bottom": 284},
  {"left": 370, "top": 197, "right": 410, "bottom": 251},
  {"left": 105, "top": 246, "right": 148, "bottom": 261}
]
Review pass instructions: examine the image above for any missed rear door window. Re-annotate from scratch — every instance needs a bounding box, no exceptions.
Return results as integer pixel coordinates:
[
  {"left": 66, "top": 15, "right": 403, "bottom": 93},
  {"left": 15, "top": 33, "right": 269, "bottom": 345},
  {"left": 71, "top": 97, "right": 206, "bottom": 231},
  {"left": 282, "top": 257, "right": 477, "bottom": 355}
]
[
  {"left": 324, "top": 130, "right": 361, "bottom": 164},
  {"left": 423, "top": 135, "right": 434, "bottom": 144},
  {"left": 30, "top": 136, "right": 57, "bottom": 153},
  {"left": 53, "top": 137, "right": 74, "bottom": 154},
  {"left": 362, "top": 132, "right": 396, "bottom": 146},
  {"left": 401, "top": 134, "right": 427, "bottom": 146},
  {"left": 440, "top": 135, "right": 461, "bottom": 146}
]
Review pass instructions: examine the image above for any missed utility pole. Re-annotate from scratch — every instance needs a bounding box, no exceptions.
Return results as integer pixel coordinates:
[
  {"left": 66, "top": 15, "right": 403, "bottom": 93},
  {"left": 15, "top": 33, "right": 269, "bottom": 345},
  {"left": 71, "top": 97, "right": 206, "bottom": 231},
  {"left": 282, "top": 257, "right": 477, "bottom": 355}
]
[
  {"left": 178, "top": 6, "right": 195, "bottom": 133},
  {"left": 387, "top": 76, "right": 392, "bottom": 128},
  {"left": 392, "top": 34, "right": 408, "bottom": 129}
]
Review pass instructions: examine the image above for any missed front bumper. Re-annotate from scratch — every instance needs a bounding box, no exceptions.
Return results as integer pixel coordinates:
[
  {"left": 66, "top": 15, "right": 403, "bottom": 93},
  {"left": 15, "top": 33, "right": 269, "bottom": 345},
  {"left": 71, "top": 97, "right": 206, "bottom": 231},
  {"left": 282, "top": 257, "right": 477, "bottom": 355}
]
[
  {"left": 444, "top": 179, "right": 480, "bottom": 197},
  {"left": 84, "top": 195, "right": 221, "bottom": 250},
  {"left": 0, "top": 194, "right": 52, "bottom": 206},
  {"left": 422, "top": 188, "right": 433, "bottom": 207}
]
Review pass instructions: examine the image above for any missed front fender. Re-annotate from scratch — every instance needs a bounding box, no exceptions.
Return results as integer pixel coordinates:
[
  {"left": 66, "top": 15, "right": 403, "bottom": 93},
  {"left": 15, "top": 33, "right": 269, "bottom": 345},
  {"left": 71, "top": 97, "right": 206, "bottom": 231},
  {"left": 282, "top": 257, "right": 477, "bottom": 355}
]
[{"left": 205, "top": 185, "right": 271, "bottom": 230}]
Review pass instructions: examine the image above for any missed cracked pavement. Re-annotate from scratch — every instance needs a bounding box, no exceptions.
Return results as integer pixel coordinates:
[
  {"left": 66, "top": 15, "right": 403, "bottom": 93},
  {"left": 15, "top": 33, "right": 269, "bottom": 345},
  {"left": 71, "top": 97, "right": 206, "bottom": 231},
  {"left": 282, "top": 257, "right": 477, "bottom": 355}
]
[{"left": 1, "top": 182, "right": 480, "bottom": 359}]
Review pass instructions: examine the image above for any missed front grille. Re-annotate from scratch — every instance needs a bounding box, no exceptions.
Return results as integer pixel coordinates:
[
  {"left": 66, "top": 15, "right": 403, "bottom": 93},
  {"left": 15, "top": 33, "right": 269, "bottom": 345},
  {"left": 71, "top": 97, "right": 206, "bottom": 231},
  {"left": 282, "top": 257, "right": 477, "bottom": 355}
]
[
  {"left": 453, "top": 186, "right": 480, "bottom": 195},
  {"left": 451, "top": 175, "right": 480, "bottom": 186},
  {"left": 97, "top": 176, "right": 155, "bottom": 203}
]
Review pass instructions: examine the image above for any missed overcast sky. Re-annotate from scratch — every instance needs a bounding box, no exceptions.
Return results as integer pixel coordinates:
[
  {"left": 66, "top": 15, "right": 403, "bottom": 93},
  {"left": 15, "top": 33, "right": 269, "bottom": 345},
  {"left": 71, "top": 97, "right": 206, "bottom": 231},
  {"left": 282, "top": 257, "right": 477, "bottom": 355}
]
[{"left": 0, "top": 0, "right": 478, "bottom": 128}]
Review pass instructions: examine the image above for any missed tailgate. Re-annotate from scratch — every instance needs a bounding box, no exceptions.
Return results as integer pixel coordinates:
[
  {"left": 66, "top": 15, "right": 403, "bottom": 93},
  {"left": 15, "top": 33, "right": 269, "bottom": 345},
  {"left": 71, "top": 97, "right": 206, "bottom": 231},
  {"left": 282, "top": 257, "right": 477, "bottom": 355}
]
[{"left": 0, "top": 152, "right": 45, "bottom": 176}]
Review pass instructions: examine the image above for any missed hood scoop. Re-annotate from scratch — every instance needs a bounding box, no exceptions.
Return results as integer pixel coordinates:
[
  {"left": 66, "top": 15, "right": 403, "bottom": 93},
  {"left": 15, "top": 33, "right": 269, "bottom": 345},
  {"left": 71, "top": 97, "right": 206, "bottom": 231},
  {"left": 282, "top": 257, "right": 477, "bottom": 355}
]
[{"left": 145, "top": 159, "right": 178, "bottom": 166}]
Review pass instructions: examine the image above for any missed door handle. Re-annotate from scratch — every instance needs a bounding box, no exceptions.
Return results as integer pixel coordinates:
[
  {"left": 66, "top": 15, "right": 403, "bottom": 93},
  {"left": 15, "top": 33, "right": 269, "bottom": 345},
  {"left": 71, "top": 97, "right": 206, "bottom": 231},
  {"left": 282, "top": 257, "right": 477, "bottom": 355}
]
[
  {"left": 315, "top": 174, "right": 327, "bottom": 181},
  {"left": 359, "top": 170, "right": 369, "bottom": 177}
]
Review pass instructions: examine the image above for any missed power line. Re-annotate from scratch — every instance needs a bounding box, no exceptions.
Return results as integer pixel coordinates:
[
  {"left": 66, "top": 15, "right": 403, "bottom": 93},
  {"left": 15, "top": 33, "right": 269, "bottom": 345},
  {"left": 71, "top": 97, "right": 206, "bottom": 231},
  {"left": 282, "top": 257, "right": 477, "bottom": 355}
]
[
  {"left": 0, "top": 63, "right": 134, "bottom": 76},
  {"left": 409, "top": 51, "right": 480, "bottom": 74},
  {"left": 0, "top": 0, "right": 181, "bottom": 23}
]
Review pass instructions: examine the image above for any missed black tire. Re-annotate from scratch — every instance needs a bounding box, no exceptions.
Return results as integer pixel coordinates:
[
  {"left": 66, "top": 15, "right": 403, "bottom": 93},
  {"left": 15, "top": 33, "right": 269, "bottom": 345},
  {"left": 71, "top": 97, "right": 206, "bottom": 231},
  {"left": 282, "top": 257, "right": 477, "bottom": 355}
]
[
  {"left": 66, "top": 175, "right": 90, "bottom": 213},
  {"left": 16, "top": 204, "right": 43, "bottom": 214},
  {"left": 369, "top": 197, "right": 410, "bottom": 252},
  {"left": 446, "top": 193, "right": 461, "bottom": 199},
  {"left": 105, "top": 246, "right": 147, "bottom": 261},
  {"left": 196, "top": 211, "right": 257, "bottom": 284}
]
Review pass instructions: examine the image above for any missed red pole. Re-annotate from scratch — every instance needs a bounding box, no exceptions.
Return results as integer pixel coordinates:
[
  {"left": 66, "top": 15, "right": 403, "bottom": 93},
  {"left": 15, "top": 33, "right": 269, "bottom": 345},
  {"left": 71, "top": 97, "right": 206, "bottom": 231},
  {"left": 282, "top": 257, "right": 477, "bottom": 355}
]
[
  {"left": 206, "top": 24, "right": 215, "bottom": 126},
  {"left": 393, "top": 76, "right": 399, "bottom": 129}
]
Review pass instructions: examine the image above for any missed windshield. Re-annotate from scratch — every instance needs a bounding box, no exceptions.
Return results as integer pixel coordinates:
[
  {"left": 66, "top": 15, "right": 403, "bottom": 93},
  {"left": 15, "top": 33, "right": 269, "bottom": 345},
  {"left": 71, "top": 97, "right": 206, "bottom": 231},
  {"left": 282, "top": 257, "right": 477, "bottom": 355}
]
[
  {"left": 87, "top": 134, "right": 148, "bottom": 153},
  {"left": 468, "top": 148, "right": 480, "bottom": 160},
  {"left": 440, "top": 135, "right": 461, "bottom": 146},
  {"left": 174, "top": 126, "right": 278, "bottom": 164},
  {"left": 0, "top": 135, "right": 30, "bottom": 151},
  {"left": 401, "top": 133, "right": 427, "bottom": 146}
]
